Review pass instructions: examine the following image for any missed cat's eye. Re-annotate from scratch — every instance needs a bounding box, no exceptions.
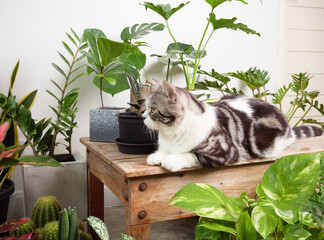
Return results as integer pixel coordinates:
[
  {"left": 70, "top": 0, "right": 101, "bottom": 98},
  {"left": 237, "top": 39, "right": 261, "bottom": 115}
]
[{"left": 150, "top": 107, "right": 157, "bottom": 114}]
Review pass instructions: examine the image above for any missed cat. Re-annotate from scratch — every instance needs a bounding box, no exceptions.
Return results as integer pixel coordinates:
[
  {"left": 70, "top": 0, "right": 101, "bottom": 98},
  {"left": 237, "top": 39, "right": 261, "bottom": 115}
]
[{"left": 143, "top": 80, "right": 323, "bottom": 172}]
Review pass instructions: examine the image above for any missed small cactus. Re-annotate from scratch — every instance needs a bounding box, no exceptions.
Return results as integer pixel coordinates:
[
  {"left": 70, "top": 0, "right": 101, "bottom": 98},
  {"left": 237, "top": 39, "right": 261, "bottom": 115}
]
[
  {"left": 79, "top": 230, "right": 91, "bottom": 240},
  {"left": 41, "top": 221, "right": 59, "bottom": 240},
  {"left": 12, "top": 218, "right": 35, "bottom": 236},
  {"left": 32, "top": 196, "right": 62, "bottom": 228},
  {"left": 58, "top": 207, "right": 79, "bottom": 240}
]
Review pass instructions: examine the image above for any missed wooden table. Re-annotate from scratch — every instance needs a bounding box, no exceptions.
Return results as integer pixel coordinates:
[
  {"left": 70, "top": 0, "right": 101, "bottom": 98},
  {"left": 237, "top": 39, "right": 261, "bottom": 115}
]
[{"left": 80, "top": 136, "right": 324, "bottom": 240}]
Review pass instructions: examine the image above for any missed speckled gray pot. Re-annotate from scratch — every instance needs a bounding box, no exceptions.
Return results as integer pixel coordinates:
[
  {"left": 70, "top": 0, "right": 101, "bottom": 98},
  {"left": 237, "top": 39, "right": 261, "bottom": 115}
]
[{"left": 90, "top": 107, "right": 125, "bottom": 142}]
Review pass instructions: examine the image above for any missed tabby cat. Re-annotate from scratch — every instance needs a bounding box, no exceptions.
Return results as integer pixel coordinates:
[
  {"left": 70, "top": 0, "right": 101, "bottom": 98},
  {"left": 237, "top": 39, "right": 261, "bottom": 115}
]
[{"left": 143, "top": 81, "right": 323, "bottom": 172}]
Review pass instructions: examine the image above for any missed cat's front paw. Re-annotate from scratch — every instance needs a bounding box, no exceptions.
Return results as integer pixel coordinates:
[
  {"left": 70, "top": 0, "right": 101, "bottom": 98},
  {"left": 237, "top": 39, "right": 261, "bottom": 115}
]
[
  {"left": 147, "top": 152, "right": 164, "bottom": 166},
  {"left": 161, "top": 153, "right": 198, "bottom": 172}
]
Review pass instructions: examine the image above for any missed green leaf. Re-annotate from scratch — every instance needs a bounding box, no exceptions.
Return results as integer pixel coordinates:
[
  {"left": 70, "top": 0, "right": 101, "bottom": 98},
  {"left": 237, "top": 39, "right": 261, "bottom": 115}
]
[
  {"left": 82, "top": 28, "right": 106, "bottom": 67},
  {"left": 196, "top": 220, "right": 237, "bottom": 236},
  {"left": 260, "top": 153, "right": 321, "bottom": 210},
  {"left": 17, "top": 155, "right": 63, "bottom": 167},
  {"left": 62, "top": 41, "right": 74, "bottom": 57},
  {"left": 274, "top": 208, "right": 299, "bottom": 224},
  {"left": 291, "top": 72, "right": 312, "bottom": 93},
  {"left": 57, "top": 51, "right": 70, "bottom": 67},
  {"left": 209, "top": 14, "right": 260, "bottom": 36},
  {"left": 205, "top": 0, "right": 247, "bottom": 10},
  {"left": 98, "top": 38, "right": 125, "bottom": 66},
  {"left": 66, "top": 32, "right": 77, "bottom": 47},
  {"left": 251, "top": 205, "right": 278, "bottom": 238},
  {"left": 141, "top": 2, "right": 190, "bottom": 21},
  {"left": 282, "top": 224, "right": 311, "bottom": 240},
  {"left": 272, "top": 83, "right": 292, "bottom": 105},
  {"left": 52, "top": 63, "right": 67, "bottom": 78},
  {"left": 70, "top": 28, "right": 80, "bottom": 42},
  {"left": 120, "top": 233, "right": 136, "bottom": 240},
  {"left": 19, "top": 90, "right": 38, "bottom": 109},
  {"left": 126, "top": 72, "right": 140, "bottom": 99},
  {"left": 170, "top": 183, "right": 242, "bottom": 221},
  {"left": 9, "top": 60, "right": 20, "bottom": 95},
  {"left": 118, "top": 43, "right": 146, "bottom": 70},
  {"left": 63, "top": 92, "right": 78, "bottom": 109},
  {"left": 121, "top": 22, "right": 165, "bottom": 42},
  {"left": 46, "top": 90, "right": 60, "bottom": 101},
  {"left": 87, "top": 216, "right": 109, "bottom": 240},
  {"left": 236, "top": 211, "right": 257, "bottom": 240}
]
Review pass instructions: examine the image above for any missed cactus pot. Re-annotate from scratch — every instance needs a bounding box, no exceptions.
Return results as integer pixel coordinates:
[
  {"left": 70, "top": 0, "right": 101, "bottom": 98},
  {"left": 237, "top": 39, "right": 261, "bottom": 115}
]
[
  {"left": 90, "top": 107, "right": 125, "bottom": 142},
  {"left": 0, "top": 179, "right": 15, "bottom": 224},
  {"left": 116, "top": 112, "right": 158, "bottom": 154}
]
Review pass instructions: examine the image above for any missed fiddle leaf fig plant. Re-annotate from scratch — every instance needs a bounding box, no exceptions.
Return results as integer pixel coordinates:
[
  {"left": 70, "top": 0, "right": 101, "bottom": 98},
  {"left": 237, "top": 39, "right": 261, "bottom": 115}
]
[
  {"left": 81, "top": 28, "right": 127, "bottom": 108},
  {"left": 142, "top": 0, "right": 260, "bottom": 90},
  {"left": 170, "top": 153, "right": 324, "bottom": 240}
]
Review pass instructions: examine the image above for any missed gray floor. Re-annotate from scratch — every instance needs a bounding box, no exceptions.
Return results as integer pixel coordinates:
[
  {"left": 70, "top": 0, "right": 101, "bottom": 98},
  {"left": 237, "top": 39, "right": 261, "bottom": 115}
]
[{"left": 103, "top": 205, "right": 198, "bottom": 240}]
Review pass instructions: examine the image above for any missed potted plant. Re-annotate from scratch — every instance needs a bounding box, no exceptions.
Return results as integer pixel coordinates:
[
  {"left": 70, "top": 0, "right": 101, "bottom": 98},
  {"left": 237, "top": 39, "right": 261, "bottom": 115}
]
[
  {"left": 170, "top": 153, "right": 324, "bottom": 239},
  {"left": 141, "top": 0, "right": 260, "bottom": 90},
  {"left": 81, "top": 25, "right": 163, "bottom": 153},
  {"left": 0, "top": 120, "right": 62, "bottom": 225}
]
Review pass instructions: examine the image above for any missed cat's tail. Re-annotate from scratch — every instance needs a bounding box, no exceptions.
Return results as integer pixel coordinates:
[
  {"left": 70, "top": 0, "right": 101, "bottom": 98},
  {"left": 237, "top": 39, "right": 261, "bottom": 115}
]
[{"left": 292, "top": 125, "right": 323, "bottom": 139}]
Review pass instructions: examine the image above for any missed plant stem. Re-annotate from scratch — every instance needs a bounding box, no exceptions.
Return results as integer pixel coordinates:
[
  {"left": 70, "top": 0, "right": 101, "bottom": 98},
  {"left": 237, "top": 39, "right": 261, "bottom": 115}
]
[
  {"left": 49, "top": 41, "right": 82, "bottom": 157},
  {"left": 100, "top": 75, "right": 104, "bottom": 109},
  {"left": 191, "top": 17, "right": 212, "bottom": 90},
  {"left": 166, "top": 20, "right": 190, "bottom": 88},
  {"left": 294, "top": 99, "right": 313, "bottom": 127},
  {"left": 166, "top": 58, "right": 170, "bottom": 82},
  {"left": 263, "top": 86, "right": 267, "bottom": 102}
]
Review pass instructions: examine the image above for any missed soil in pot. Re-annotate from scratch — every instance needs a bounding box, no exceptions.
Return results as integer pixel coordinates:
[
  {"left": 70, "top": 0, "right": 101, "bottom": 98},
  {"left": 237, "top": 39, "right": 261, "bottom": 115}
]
[{"left": 52, "top": 154, "right": 75, "bottom": 163}]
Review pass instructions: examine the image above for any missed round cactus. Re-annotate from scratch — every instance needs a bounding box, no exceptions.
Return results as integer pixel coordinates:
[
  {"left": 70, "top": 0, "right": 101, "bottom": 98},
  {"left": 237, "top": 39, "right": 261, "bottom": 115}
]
[
  {"left": 40, "top": 221, "right": 59, "bottom": 240},
  {"left": 31, "top": 196, "right": 62, "bottom": 228},
  {"left": 12, "top": 218, "right": 35, "bottom": 236},
  {"left": 79, "top": 229, "right": 92, "bottom": 240}
]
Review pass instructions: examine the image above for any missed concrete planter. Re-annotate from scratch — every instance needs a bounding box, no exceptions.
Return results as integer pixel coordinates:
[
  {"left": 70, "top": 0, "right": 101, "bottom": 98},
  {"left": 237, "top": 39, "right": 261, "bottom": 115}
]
[
  {"left": 90, "top": 107, "right": 125, "bottom": 142},
  {"left": 22, "top": 152, "right": 87, "bottom": 219}
]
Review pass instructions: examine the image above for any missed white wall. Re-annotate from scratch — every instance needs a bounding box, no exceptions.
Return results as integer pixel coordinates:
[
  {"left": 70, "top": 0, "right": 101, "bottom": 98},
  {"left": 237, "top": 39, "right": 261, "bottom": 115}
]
[{"left": 1, "top": 0, "right": 278, "bottom": 209}]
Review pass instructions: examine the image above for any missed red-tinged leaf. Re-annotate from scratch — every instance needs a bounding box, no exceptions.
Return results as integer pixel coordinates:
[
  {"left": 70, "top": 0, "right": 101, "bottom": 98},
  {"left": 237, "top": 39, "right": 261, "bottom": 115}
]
[
  {"left": 0, "top": 121, "right": 10, "bottom": 143},
  {"left": 0, "top": 218, "right": 28, "bottom": 234},
  {"left": 16, "top": 155, "right": 63, "bottom": 167},
  {"left": 0, "top": 146, "right": 25, "bottom": 159},
  {"left": 14, "top": 232, "right": 34, "bottom": 240},
  {"left": 0, "top": 158, "right": 19, "bottom": 170}
]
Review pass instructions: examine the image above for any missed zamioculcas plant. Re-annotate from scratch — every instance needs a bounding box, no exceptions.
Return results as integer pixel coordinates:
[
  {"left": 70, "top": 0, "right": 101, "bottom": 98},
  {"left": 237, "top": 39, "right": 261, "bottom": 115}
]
[
  {"left": 47, "top": 28, "right": 87, "bottom": 157},
  {"left": 170, "top": 153, "right": 324, "bottom": 239},
  {"left": 142, "top": 0, "right": 260, "bottom": 90}
]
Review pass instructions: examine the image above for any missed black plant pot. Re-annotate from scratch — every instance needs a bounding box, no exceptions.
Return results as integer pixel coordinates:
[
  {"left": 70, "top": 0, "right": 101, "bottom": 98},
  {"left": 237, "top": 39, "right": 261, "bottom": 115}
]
[
  {"left": 116, "top": 112, "right": 157, "bottom": 154},
  {"left": 0, "top": 179, "right": 15, "bottom": 224}
]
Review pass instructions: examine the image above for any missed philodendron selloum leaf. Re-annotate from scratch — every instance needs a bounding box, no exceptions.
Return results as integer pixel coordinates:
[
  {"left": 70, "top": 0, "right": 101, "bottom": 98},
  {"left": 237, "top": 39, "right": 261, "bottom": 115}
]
[
  {"left": 205, "top": 0, "right": 247, "bottom": 10},
  {"left": 209, "top": 13, "right": 260, "bottom": 36},
  {"left": 141, "top": 2, "right": 190, "bottom": 21},
  {"left": 259, "top": 153, "right": 321, "bottom": 211},
  {"left": 169, "top": 183, "right": 242, "bottom": 221}
]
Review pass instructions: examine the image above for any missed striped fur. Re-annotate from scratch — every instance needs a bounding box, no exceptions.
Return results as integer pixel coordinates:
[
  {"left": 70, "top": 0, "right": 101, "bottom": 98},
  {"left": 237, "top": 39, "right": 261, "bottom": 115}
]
[{"left": 143, "top": 81, "right": 323, "bottom": 171}]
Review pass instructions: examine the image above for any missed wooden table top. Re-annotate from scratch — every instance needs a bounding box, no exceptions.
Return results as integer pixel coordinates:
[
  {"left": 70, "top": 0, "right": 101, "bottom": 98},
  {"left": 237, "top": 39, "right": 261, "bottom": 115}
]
[{"left": 80, "top": 135, "right": 324, "bottom": 179}]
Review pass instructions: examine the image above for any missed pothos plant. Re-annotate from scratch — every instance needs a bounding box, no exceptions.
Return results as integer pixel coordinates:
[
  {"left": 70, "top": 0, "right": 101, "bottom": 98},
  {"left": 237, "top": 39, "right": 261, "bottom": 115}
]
[
  {"left": 141, "top": 0, "right": 260, "bottom": 89},
  {"left": 170, "top": 153, "right": 324, "bottom": 240},
  {"left": 196, "top": 68, "right": 324, "bottom": 129}
]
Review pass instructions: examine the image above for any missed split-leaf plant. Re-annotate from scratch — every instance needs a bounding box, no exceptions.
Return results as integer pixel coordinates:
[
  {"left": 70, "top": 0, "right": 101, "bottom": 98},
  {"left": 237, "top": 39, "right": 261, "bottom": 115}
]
[
  {"left": 170, "top": 153, "right": 324, "bottom": 239},
  {"left": 142, "top": 0, "right": 260, "bottom": 89},
  {"left": 47, "top": 28, "right": 87, "bottom": 156},
  {"left": 197, "top": 68, "right": 324, "bottom": 129}
]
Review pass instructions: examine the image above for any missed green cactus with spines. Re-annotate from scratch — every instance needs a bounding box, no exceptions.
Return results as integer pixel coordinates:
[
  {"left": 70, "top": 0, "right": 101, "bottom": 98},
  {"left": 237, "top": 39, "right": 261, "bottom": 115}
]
[
  {"left": 12, "top": 218, "right": 35, "bottom": 236},
  {"left": 79, "top": 230, "right": 92, "bottom": 240},
  {"left": 41, "top": 221, "right": 59, "bottom": 240},
  {"left": 32, "top": 196, "right": 62, "bottom": 228}
]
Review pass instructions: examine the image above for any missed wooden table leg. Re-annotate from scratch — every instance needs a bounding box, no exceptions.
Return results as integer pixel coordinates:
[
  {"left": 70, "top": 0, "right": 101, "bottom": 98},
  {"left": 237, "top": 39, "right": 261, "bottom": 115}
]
[
  {"left": 88, "top": 169, "right": 104, "bottom": 240},
  {"left": 126, "top": 206, "right": 150, "bottom": 240}
]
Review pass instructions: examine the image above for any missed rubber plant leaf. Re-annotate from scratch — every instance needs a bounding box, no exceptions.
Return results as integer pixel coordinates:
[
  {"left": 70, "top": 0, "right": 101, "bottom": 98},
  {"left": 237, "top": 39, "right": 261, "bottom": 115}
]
[{"left": 209, "top": 14, "right": 260, "bottom": 36}]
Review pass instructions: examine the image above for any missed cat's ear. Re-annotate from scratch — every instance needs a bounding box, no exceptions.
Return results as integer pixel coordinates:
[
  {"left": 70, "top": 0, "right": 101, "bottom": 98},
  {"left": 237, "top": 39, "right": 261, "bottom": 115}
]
[
  {"left": 150, "top": 79, "right": 162, "bottom": 90},
  {"left": 162, "top": 81, "right": 178, "bottom": 102}
]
